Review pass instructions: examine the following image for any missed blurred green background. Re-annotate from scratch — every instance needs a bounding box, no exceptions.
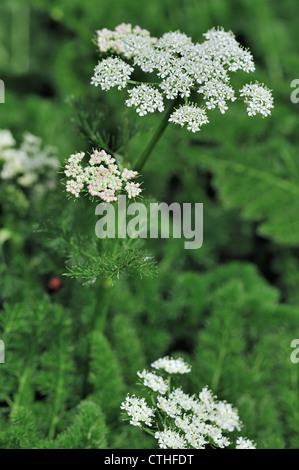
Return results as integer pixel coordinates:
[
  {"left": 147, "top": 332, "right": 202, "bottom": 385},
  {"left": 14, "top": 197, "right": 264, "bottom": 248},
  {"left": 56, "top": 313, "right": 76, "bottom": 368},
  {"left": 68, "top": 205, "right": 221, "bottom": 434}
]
[{"left": 1, "top": 0, "right": 299, "bottom": 450}]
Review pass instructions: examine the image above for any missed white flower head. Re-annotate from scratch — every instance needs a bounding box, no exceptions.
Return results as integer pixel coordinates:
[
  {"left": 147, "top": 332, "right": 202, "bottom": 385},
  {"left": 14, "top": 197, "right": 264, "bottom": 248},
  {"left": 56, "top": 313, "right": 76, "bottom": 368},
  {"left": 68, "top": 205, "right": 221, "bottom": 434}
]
[
  {"left": 137, "top": 370, "right": 168, "bottom": 394},
  {"left": 170, "top": 388, "right": 199, "bottom": 412},
  {"left": 155, "top": 428, "right": 187, "bottom": 449},
  {"left": 202, "top": 27, "right": 255, "bottom": 73},
  {"left": 126, "top": 84, "right": 165, "bottom": 116},
  {"left": 198, "top": 78, "right": 236, "bottom": 114},
  {"left": 169, "top": 104, "right": 209, "bottom": 132},
  {"left": 96, "top": 23, "right": 155, "bottom": 55},
  {"left": 151, "top": 356, "right": 192, "bottom": 374},
  {"left": 92, "top": 24, "right": 273, "bottom": 131},
  {"left": 0, "top": 130, "right": 16, "bottom": 149},
  {"left": 236, "top": 437, "right": 256, "bottom": 449},
  {"left": 239, "top": 82, "right": 274, "bottom": 117},
  {"left": 120, "top": 395, "right": 155, "bottom": 427},
  {"left": 64, "top": 149, "right": 142, "bottom": 202},
  {"left": 0, "top": 130, "right": 59, "bottom": 192},
  {"left": 213, "top": 401, "right": 241, "bottom": 432},
  {"left": 157, "top": 395, "right": 181, "bottom": 418},
  {"left": 160, "top": 70, "right": 194, "bottom": 99},
  {"left": 121, "top": 359, "right": 256, "bottom": 450},
  {"left": 91, "top": 57, "right": 134, "bottom": 91}
]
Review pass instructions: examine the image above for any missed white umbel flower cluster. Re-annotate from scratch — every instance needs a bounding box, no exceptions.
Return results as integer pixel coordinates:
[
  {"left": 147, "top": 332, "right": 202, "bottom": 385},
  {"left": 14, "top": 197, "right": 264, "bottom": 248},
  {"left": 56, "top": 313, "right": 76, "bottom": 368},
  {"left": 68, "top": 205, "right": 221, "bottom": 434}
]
[
  {"left": 64, "top": 149, "right": 142, "bottom": 202},
  {"left": 92, "top": 24, "right": 273, "bottom": 132},
  {"left": 201, "top": 28, "right": 256, "bottom": 74},
  {"left": 151, "top": 356, "right": 192, "bottom": 374},
  {"left": 239, "top": 82, "right": 274, "bottom": 117},
  {"left": 0, "top": 129, "right": 59, "bottom": 190},
  {"left": 120, "top": 395, "right": 155, "bottom": 427},
  {"left": 198, "top": 78, "right": 236, "bottom": 114},
  {"left": 91, "top": 57, "right": 134, "bottom": 91},
  {"left": 126, "top": 84, "right": 165, "bottom": 116},
  {"left": 155, "top": 429, "right": 187, "bottom": 449},
  {"left": 96, "top": 23, "right": 156, "bottom": 54},
  {"left": 236, "top": 437, "right": 256, "bottom": 449},
  {"left": 168, "top": 105, "right": 209, "bottom": 133},
  {"left": 121, "top": 356, "right": 256, "bottom": 450},
  {"left": 137, "top": 370, "right": 168, "bottom": 394}
]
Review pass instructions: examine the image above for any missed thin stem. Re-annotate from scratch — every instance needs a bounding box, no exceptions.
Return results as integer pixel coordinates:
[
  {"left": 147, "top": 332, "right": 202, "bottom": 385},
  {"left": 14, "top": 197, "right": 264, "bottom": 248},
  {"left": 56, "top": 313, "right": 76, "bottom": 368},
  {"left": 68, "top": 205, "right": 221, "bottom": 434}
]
[
  {"left": 167, "top": 376, "right": 172, "bottom": 396},
  {"left": 134, "top": 97, "right": 180, "bottom": 172},
  {"left": 142, "top": 426, "right": 156, "bottom": 437},
  {"left": 123, "top": 104, "right": 130, "bottom": 167},
  {"left": 128, "top": 80, "right": 160, "bottom": 86},
  {"left": 92, "top": 237, "right": 119, "bottom": 333},
  {"left": 93, "top": 276, "right": 113, "bottom": 333}
]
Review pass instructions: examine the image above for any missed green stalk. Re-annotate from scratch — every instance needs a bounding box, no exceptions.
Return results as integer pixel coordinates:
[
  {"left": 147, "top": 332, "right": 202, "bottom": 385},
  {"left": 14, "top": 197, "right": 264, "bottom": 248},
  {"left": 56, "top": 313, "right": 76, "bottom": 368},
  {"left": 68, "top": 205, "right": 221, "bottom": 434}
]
[
  {"left": 134, "top": 97, "right": 180, "bottom": 172},
  {"left": 123, "top": 105, "right": 130, "bottom": 167},
  {"left": 90, "top": 99, "right": 180, "bottom": 333},
  {"left": 93, "top": 276, "right": 113, "bottom": 332},
  {"left": 142, "top": 426, "right": 156, "bottom": 437}
]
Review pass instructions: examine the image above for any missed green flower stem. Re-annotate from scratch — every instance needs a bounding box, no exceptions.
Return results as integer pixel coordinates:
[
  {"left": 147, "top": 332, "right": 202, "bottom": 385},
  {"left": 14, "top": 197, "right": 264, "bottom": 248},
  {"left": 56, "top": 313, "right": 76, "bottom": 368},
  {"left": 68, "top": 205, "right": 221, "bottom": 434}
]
[
  {"left": 150, "top": 393, "right": 164, "bottom": 428},
  {"left": 128, "top": 80, "right": 160, "bottom": 86},
  {"left": 142, "top": 426, "right": 156, "bottom": 437},
  {"left": 134, "top": 97, "right": 180, "bottom": 172},
  {"left": 93, "top": 276, "right": 114, "bottom": 333},
  {"left": 123, "top": 104, "right": 130, "bottom": 167},
  {"left": 167, "top": 376, "right": 172, "bottom": 396}
]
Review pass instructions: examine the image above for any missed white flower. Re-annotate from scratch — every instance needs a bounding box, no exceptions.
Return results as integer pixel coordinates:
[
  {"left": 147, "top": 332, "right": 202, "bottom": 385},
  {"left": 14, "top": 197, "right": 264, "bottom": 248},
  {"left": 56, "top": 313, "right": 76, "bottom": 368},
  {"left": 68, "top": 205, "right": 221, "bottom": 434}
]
[
  {"left": 91, "top": 57, "right": 134, "bottom": 91},
  {"left": 169, "top": 105, "right": 209, "bottom": 132},
  {"left": 160, "top": 70, "right": 194, "bottom": 99},
  {"left": 0, "top": 149, "right": 28, "bottom": 179},
  {"left": 155, "top": 428, "right": 187, "bottom": 449},
  {"left": 121, "top": 168, "right": 138, "bottom": 180},
  {"left": 65, "top": 179, "right": 84, "bottom": 198},
  {"left": 156, "top": 31, "right": 194, "bottom": 55},
  {"left": 126, "top": 84, "right": 165, "bottom": 116},
  {"left": 0, "top": 130, "right": 16, "bottom": 149},
  {"left": 151, "top": 356, "right": 192, "bottom": 374},
  {"left": 92, "top": 24, "right": 273, "bottom": 130},
  {"left": 240, "top": 82, "right": 274, "bottom": 117},
  {"left": 170, "top": 388, "right": 198, "bottom": 412},
  {"left": 184, "top": 431, "right": 207, "bottom": 449},
  {"left": 120, "top": 395, "right": 155, "bottom": 427},
  {"left": 157, "top": 395, "right": 181, "bottom": 418},
  {"left": 125, "top": 181, "right": 142, "bottom": 199},
  {"left": 213, "top": 401, "right": 241, "bottom": 432},
  {"left": 64, "top": 153, "right": 84, "bottom": 178},
  {"left": 96, "top": 23, "right": 155, "bottom": 55},
  {"left": 198, "top": 78, "right": 236, "bottom": 114},
  {"left": 201, "top": 27, "right": 255, "bottom": 73},
  {"left": 17, "top": 172, "right": 38, "bottom": 187},
  {"left": 121, "top": 34, "right": 157, "bottom": 65},
  {"left": 64, "top": 149, "right": 142, "bottom": 202},
  {"left": 236, "top": 437, "right": 256, "bottom": 449},
  {"left": 198, "top": 386, "right": 217, "bottom": 414},
  {"left": 137, "top": 370, "right": 168, "bottom": 394},
  {"left": 0, "top": 130, "right": 59, "bottom": 191},
  {"left": 121, "top": 358, "right": 257, "bottom": 450}
]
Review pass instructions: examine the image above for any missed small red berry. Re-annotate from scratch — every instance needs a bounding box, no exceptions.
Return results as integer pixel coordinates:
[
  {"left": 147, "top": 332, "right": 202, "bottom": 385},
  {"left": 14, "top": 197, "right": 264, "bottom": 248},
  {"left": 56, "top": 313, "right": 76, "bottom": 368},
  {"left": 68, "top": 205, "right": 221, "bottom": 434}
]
[{"left": 47, "top": 277, "right": 62, "bottom": 291}]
